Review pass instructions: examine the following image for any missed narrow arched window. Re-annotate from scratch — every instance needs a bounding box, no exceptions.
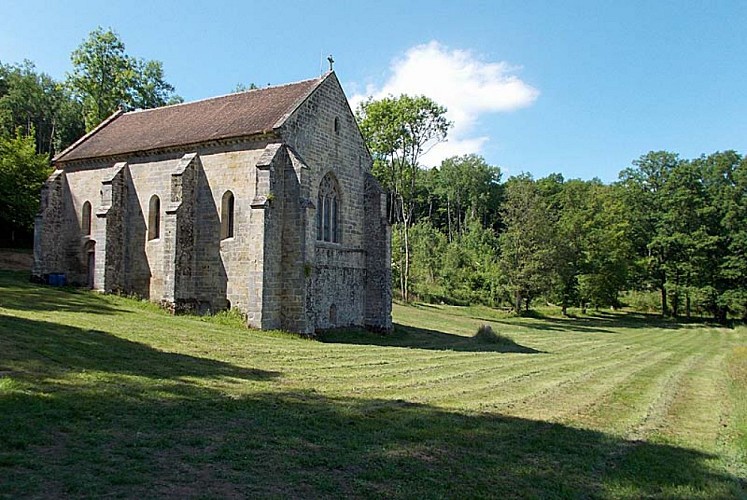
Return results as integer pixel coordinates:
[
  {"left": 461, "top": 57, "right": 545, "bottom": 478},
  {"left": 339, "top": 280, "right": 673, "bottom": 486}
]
[
  {"left": 221, "top": 190, "right": 235, "bottom": 239},
  {"left": 148, "top": 195, "right": 160, "bottom": 240},
  {"left": 81, "top": 201, "right": 92, "bottom": 236},
  {"left": 334, "top": 116, "right": 340, "bottom": 134},
  {"left": 316, "top": 173, "right": 341, "bottom": 243}
]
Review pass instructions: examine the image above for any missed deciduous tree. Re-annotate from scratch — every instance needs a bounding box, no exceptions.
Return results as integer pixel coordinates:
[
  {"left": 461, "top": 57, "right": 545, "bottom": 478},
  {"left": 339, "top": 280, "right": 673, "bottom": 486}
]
[
  {"left": 618, "top": 151, "right": 680, "bottom": 316},
  {"left": 0, "top": 61, "right": 84, "bottom": 156},
  {"left": 0, "top": 130, "right": 51, "bottom": 244},
  {"left": 498, "top": 175, "right": 556, "bottom": 313},
  {"left": 357, "top": 94, "right": 450, "bottom": 302},
  {"left": 68, "top": 27, "right": 181, "bottom": 131}
]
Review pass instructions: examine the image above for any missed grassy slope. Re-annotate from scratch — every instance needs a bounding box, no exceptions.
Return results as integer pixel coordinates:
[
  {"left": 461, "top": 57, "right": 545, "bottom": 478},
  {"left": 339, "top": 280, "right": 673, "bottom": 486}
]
[{"left": 0, "top": 271, "right": 745, "bottom": 498}]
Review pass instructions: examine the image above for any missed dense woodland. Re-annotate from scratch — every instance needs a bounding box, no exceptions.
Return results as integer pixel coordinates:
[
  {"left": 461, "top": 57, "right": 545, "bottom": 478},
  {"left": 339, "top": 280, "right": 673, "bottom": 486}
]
[
  {"left": 357, "top": 96, "right": 747, "bottom": 322},
  {"left": 2, "top": 28, "right": 745, "bottom": 321}
]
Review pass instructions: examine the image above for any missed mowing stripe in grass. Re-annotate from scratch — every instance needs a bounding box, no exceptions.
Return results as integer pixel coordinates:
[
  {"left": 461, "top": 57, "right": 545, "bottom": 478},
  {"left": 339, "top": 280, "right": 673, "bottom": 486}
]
[
  {"left": 323, "top": 336, "right": 643, "bottom": 395},
  {"left": 418, "top": 343, "right": 639, "bottom": 408},
  {"left": 508, "top": 349, "right": 675, "bottom": 422},
  {"left": 657, "top": 351, "right": 729, "bottom": 449},
  {"left": 460, "top": 347, "right": 669, "bottom": 413},
  {"left": 574, "top": 348, "right": 704, "bottom": 436}
]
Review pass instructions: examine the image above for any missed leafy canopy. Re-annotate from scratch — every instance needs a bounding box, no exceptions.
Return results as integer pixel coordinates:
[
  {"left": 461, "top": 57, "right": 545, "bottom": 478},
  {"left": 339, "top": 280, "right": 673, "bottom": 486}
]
[{"left": 68, "top": 27, "right": 182, "bottom": 131}]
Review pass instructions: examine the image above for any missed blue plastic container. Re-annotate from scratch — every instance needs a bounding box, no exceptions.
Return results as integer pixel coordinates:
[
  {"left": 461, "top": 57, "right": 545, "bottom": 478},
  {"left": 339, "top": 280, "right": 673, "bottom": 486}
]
[{"left": 48, "top": 273, "right": 67, "bottom": 286}]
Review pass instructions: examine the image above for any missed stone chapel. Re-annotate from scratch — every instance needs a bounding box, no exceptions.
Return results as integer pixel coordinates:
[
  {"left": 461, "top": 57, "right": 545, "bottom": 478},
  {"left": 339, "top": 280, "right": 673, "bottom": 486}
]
[{"left": 32, "top": 71, "right": 392, "bottom": 334}]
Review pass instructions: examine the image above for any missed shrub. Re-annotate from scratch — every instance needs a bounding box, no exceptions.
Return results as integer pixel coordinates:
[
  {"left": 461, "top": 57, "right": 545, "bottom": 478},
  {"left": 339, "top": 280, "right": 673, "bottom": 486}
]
[
  {"left": 621, "top": 290, "right": 661, "bottom": 313},
  {"left": 201, "top": 307, "right": 246, "bottom": 327},
  {"left": 473, "top": 324, "right": 513, "bottom": 345}
]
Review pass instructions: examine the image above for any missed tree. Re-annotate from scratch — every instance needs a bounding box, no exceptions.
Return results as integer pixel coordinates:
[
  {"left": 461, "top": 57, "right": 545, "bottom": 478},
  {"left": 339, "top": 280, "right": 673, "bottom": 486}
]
[
  {"left": 68, "top": 27, "right": 181, "bottom": 131},
  {"left": 618, "top": 151, "right": 680, "bottom": 316},
  {"left": 720, "top": 154, "right": 747, "bottom": 320},
  {"left": 498, "top": 175, "right": 556, "bottom": 313},
  {"left": 357, "top": 94, "right": 451, "bottom": 302},
  {"left": 654, "top": 159, "right": 718, "bottom": 318},
  {"left": 132, "top": 59, "right": 183, "bottom": 109},
  {"left": 0, "top": 129, "right": 51, "bottom": 245},
  {"left": 547, "top": 177, "right": 587, "bottom": 314},
  {"left": 406, "top": 220, "right": 448, "bottom": 301},
  {"left": 0, "top": 61, "right": 84, "bottom": 156},
  {"left": 232, "top": 82, "right": 259, "bottom": 93},
  {"left": 436, "top": 154, "right": 501, "bottom": 241},
  {"left": 576, "top": 183, "right": 632, "bottom": 311},
  {"left": 697, "top": 151, "right": 746, "bottom": 321}
]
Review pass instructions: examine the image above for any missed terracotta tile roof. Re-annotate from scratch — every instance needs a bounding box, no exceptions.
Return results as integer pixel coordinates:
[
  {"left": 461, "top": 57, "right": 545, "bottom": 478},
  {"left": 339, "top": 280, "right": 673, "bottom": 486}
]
[{"left": 55, "top": 75, "right": 325, "bottom": 163}]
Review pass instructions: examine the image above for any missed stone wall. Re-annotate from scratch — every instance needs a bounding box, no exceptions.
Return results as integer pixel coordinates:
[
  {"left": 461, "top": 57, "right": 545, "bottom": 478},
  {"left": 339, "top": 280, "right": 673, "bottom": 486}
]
[
  {"left": 364, "top": 173, "right": 393, "bottom": 331},
  {"left": 280, "top": 72, "right": 392, "bottom": 332},
  {"left": 193, "top": 143, "right": 265, "bottom": 314},
  {"left": 163, "top": 153, "right": 198, "bottom": 309},
  {"left": 278, "top": 148, "right": 308, "bottom": 333},
  {"left": 33, "top": 170, "right": 72, "bottom": 279},
  {"left": 94, "top": 162, "right": 128, "bottom": 292},
  {"left": 309, "top": 244, "right": 367, "bottom": 329},
  {"left": 39, "top": 140, "right": 267, "bottom": 311}
]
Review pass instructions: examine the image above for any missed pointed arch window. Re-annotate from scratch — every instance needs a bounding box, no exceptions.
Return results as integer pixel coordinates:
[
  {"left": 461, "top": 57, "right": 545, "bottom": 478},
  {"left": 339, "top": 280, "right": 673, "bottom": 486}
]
[
  {"left": 317, "top": 173, "right": 341, "bottom": 243},
  {"left": 148, "top": 195, "right": 160, "bottom": 240},
  {"left": 81, "top": 201, "right": 92, "bottom": 236},
  {"left": 221, "top": 190, "right": 235, "bottom": 239}
]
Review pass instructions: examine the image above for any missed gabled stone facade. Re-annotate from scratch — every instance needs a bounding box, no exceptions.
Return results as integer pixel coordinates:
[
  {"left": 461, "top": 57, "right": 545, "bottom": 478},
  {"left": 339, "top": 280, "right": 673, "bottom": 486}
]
[{"left": 33, "top": 72, "right": 392, "bottom": 334}]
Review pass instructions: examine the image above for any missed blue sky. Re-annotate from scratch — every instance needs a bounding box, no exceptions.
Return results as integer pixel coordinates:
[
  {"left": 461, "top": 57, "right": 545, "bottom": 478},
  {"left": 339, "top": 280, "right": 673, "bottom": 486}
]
[{"left": 2, "top": 0, "right": 745, "bottom": 182}]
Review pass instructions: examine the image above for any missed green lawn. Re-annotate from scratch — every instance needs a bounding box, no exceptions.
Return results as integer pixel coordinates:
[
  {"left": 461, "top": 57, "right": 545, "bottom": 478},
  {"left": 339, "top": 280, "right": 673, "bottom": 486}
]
[{"left": 0, "top": 270, "right": 745, "bottom": 498}]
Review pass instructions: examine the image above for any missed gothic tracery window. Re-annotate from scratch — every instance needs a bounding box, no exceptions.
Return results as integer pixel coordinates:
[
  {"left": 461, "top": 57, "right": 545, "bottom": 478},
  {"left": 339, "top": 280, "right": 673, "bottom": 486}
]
[{"left": 317, "top": 173, "right": 341, "bottom": 243}]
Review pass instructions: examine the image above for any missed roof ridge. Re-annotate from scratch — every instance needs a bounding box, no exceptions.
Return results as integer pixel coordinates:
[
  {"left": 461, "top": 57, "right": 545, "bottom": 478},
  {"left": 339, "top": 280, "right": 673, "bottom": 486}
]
[{"left": 124, "top": 74, "right": 325, "bottom": 116}]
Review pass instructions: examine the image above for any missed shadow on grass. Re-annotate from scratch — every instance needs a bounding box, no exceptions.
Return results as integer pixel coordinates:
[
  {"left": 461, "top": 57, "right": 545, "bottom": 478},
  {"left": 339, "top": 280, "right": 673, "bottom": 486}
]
[
  {"left": 319, "top": 323, "right": 543, "bottom": 353},
  {"left": 0, "top": 270, "right": 122, "bottom": 315},
  {"left": 0, "top": 314, "right": 280, "bottom": 382},
  {"left": 475, "top": 310, "right": 715, "bottom": 334},
  {"left": 1, "top": 385, "right": 743, "bottom": 498},
  {"left": 0, "top": 281, "right": 743, "bottom": 497}
]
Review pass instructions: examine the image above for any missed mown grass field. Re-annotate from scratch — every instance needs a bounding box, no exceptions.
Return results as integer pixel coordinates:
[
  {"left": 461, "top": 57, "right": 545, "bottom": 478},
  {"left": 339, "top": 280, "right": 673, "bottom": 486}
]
[{"left": 0, "top": 270, "right": 745, "bottom": 498}]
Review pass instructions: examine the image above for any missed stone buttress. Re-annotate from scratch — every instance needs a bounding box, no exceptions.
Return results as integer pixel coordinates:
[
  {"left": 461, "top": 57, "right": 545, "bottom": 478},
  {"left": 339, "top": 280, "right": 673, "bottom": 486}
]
[{"left": 162, "top": 153, "right": 199, "bottom": 311}]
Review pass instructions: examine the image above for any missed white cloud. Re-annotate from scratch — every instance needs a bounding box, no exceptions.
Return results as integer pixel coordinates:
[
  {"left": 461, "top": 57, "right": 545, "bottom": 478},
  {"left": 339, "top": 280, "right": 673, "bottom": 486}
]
[{"left": 349, "top": 41, "right": 539, "bottom": 166}]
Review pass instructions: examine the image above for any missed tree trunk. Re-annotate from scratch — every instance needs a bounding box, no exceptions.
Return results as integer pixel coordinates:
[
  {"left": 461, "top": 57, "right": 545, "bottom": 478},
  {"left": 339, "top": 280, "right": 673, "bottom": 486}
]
[
  {"left": 456, "top": 200, "right": 462, "bottom": 237},
  {"left": 660, "top": 286, "right": 668, "bottom": 317},
  {"left": 685, "top": 293, "right": 691, "bottom": 319},
  {"left": 514, "top": 290, "right": 522, "bottom": 314},
  {"left": 403, "top": 220, "right": 410, "bottom": 303},
  {"left": 398, "top": 251, "right": 405, "bottom": 302},
  {"left": 714, "top": 306, "right": 727, "bottom": 325},
  {"left": 397, "top": 225, "right": 406, "bottom": 301}
]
